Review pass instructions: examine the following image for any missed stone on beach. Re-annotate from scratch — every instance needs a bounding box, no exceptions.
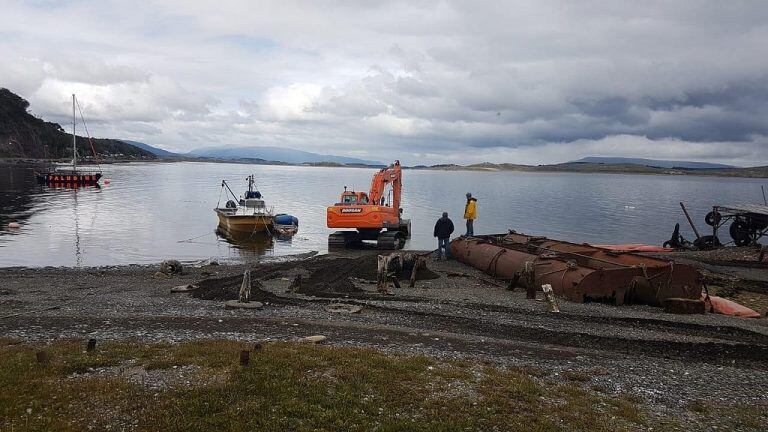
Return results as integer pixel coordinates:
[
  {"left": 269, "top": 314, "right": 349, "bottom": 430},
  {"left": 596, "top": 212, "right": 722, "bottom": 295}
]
[
  {"left": 325, "top": 303, "right": 363, "bottom": 314},
  {"left": 160, "top": 259, "right": 184, "bottom": 275},
  {"left": 224, "top": 300, "right": 263, "bottom": 309},
  {"left": 300, "top": 335, "right": 327, "bottom": 344},
  {"left": 170, "top": 284, "right": 199, "bottom": 293},
  {"left": 152, "top": 271, "right": 170, "bottom": 279}
]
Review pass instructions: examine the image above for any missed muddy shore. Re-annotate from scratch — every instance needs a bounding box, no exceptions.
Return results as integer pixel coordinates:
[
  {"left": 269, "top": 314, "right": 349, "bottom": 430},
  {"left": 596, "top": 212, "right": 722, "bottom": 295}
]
[{"left": 2, "top": 249, "right": 767, "bottom": 428}]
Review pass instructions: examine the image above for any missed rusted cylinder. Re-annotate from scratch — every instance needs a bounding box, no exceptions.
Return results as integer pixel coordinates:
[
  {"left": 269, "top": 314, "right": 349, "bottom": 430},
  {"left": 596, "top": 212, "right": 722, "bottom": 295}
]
[{"left": 450, "top": 234, "right": 701, "bottom": 305}]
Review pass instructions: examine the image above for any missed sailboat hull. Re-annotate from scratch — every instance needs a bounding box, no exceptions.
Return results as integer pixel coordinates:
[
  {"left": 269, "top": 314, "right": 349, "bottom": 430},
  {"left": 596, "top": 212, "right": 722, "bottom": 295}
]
[{"left": 36, "top": 172, "right": 102, "bottom": 185}]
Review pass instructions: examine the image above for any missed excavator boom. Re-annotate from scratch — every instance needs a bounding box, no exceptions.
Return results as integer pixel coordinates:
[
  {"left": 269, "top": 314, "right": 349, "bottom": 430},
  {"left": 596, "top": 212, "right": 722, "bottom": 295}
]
[{"left": 368, "top": 162, "right": 402, "bottom": 210}]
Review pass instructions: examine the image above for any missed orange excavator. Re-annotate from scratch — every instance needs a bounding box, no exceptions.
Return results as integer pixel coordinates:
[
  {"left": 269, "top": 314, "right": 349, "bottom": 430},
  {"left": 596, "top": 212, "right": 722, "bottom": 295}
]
[{"left": 327, "top": 160, "right": 411, "bottom": 249}]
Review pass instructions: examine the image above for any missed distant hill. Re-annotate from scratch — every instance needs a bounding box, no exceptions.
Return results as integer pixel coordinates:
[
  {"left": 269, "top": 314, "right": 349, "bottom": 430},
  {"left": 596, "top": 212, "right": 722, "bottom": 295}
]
[
  {"left": 0, "top": 88, "right": 155, "bottom": 160},
  {"left": 573, "top": 157, "right": 735, "bottom": 169},
  {"left": 189, "top": 145, "right": 382, "bottom": 166},
  {"left": 419, "top": 161, "right": 768, "bottom": 178},
  {"left": 120, "top": 140, "right": 179, "bottom": 158}
]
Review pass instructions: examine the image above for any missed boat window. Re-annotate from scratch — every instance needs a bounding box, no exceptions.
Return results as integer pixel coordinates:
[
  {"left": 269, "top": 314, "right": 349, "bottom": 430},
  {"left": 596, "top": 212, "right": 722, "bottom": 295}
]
[{"left": 245, "top": 199, "right": 265, "bottom": 209}]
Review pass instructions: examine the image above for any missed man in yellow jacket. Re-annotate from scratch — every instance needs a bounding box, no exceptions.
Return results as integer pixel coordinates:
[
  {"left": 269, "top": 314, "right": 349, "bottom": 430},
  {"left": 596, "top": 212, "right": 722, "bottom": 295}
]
[{"left": 463, "top": 192, "right": 477, "bottom": 236}]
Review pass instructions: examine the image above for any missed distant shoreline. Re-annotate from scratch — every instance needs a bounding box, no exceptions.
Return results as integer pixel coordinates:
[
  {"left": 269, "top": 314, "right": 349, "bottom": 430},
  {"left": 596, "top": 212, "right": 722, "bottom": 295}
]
[{"left": 3, "top": 158, "right": 767, "bottom": 178}]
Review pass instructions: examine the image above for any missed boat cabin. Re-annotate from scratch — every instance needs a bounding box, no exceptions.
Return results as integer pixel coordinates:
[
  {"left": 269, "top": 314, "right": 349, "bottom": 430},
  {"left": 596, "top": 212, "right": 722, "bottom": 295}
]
[{"left": 240, "top": 198, "right": 267, "bottom": 211}]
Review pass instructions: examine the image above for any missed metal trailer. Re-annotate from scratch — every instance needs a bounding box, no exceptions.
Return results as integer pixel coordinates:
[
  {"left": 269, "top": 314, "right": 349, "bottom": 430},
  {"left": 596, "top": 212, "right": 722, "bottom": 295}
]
[{"left": 709, "top": 204, "right": 768, "bottom": 246}]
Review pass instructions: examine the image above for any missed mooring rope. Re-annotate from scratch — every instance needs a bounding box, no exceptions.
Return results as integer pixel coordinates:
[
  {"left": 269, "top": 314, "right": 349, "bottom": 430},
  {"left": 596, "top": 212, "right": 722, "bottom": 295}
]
[{"left": 177, "top": 231, "right": 215, "bottom": 243}]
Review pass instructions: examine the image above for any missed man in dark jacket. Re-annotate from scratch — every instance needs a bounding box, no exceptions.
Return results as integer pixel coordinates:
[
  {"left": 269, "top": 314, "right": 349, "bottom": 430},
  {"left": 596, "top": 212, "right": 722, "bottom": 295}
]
[{"left": 433, "top": 212, "right": 455, "bottom": 260}]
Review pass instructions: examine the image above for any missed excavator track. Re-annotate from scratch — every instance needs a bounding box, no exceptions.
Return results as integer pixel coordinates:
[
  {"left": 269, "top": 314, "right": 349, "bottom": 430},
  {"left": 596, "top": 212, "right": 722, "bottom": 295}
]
[
  {"left": 328, "top": 231, "right": 361, "bottom": 248},
  {"left": 329, "top": 230, "right": 405, "bottom": 250},
  {"left": 377, "top": 230, "right": 405, "bottom": 250}
]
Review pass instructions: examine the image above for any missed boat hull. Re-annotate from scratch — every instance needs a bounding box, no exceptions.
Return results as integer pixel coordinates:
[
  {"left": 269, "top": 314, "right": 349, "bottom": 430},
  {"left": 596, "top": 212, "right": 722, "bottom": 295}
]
[
  {"left": 215, "top": 209, "right": 273, "bottom": 234},
  {"left": 36, "top": 172, "right": 102, "bottom": 185}
]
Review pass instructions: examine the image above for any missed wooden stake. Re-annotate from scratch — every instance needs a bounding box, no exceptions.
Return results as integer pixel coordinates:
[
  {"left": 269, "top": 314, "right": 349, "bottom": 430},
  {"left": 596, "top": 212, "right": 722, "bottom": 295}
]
[
  {"left": 36, "top": 351, "right": 48, "bottom": 364},
  {"left": 86, "top": 339, "right": 97, "bottom": 352},
  {"left": 239, "top": 350, "right": 250, "bottom": 366},
  {"left": 541, "top": 284, "right": 560, "bottom": 313}
]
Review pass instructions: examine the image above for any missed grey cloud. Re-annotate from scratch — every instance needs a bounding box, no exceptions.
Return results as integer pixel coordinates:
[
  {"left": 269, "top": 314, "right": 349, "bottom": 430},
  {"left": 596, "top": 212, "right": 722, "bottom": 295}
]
[{"left": 1, "top": 1, "right": 767, "bottom": 165}]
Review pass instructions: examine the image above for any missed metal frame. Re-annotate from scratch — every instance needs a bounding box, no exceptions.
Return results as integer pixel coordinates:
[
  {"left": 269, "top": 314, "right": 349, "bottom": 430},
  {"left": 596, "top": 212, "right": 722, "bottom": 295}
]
[{"left": 712, "top": 204, "right": 768, "bottom": 246}]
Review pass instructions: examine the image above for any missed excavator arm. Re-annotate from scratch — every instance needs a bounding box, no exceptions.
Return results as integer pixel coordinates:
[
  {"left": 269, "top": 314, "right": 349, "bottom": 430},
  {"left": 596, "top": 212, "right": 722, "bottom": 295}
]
[{"left": 368, "top": 160, "right": 402, "bottom": 212}]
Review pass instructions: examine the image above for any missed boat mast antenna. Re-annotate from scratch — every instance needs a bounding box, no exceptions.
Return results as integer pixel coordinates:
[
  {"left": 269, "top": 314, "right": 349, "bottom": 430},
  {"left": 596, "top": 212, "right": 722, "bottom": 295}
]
[{"left": 72, "top": 94, "right": 77, "bottom": 171}]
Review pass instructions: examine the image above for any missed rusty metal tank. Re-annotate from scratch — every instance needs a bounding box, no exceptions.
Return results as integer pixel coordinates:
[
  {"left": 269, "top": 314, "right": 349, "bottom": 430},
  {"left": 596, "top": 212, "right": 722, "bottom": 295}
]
[{"left": 451, "top": 232, "right": 701, "bottom": 305}]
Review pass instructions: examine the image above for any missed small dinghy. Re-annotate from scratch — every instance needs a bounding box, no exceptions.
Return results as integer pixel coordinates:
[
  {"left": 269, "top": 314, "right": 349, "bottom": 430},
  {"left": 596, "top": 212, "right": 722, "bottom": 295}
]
[
  {"left": 214, "top": 175, "right": 274, "bottom": 234},
  {"left": 274, "top": 214, "right": 299, "bottom": 237}
]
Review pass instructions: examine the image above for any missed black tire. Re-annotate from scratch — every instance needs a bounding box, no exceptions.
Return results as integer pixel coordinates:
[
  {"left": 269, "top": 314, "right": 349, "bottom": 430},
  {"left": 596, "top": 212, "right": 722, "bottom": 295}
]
[
  {"left": 730, "top": 220, "right": 753, "bottom": 246},
  {"left": 693, "top": 235, "right": 721, "bottom": 250},
  {"left": 225, "top": 200, "right": 237, "bottom": 209},
  {"left": 704, "top": 211, "right": 721, "bottom": 227},
  {"left": 746, "top": 214, "right": 768, "bottom": 230}
]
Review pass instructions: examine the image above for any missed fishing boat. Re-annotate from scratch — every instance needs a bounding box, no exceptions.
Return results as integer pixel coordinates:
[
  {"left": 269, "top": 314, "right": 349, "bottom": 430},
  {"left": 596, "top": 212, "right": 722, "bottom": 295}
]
[
  {"left": 214, "top": 175, "right": 274, "bottom": 234},
  {"left": 35, "top": 94, "right": 102, "bottom": 185}
]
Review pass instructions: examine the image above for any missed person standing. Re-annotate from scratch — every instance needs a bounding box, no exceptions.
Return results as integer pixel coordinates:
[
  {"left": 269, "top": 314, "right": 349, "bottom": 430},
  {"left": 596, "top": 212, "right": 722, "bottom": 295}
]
[
  {"left": 464, "top": 192, "right": 477, "bottom": 236},
  {"left": 433, "top": 212, "right": 454, "bottom": 259}
]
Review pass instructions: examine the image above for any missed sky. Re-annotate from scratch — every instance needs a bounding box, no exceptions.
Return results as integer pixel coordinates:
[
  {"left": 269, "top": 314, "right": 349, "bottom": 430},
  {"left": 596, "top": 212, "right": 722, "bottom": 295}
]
[{"left": 1, "top": 1, "right": 767, "bottom": 166}]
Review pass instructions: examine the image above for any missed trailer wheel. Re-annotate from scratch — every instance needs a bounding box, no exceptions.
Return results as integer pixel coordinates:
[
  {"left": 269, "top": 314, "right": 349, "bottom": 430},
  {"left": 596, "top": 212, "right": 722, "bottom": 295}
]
[
  {"left": 730, "top": 220, "right": 753, "bottom": 246},
  {"left": 704, "top": 211, "right": 721, "bottom": 226}
]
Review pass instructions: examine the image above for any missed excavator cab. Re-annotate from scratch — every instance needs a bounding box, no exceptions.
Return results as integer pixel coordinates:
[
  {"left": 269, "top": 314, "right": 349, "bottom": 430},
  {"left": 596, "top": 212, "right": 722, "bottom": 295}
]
[
  {"left": 339, "top": 189, "right": 370, "bottom": 205},
  {"left": 327, "top": 161, "right": 410, "bottom": 249}
]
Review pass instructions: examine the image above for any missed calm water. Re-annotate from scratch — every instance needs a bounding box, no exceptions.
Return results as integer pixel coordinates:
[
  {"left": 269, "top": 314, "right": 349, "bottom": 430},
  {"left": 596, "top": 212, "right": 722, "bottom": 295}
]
[{"left": 0, "top": 162, "right": 764, "bottom": 267}]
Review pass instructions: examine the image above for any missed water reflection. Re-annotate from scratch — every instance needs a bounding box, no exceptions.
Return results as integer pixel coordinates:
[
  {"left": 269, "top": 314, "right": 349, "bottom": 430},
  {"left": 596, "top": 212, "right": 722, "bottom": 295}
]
[
  {"left": 0, "top": 165, "right": 38, "bottom": 231},
  {"left": 215, "top": 227, "right": 274, "bottom": 254}
]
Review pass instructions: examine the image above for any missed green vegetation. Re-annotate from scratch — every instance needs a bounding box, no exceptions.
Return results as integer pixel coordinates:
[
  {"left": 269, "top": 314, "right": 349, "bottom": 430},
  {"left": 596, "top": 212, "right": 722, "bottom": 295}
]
[
  {"left": 3, "top": 338, "right": 764, "bottom": 431},
  {"left": 0, "top": 88, "right": 155, "bottom": 160}
]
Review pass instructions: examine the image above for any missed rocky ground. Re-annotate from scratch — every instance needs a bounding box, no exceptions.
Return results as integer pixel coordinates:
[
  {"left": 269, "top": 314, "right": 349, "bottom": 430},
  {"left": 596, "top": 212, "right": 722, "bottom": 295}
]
[{"left": 2, "top": 249, "right": 767, "bottom": 429}]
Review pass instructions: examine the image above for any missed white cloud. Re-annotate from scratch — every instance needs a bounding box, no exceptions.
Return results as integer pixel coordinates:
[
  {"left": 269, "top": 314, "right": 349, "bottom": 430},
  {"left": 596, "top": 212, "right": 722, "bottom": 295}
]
[{"left": 0, "top": 0, "right": 766, "bottom": 165}]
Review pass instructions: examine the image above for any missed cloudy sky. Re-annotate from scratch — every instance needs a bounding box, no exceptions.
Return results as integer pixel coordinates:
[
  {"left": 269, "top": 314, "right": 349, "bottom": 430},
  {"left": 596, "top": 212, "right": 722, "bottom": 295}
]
[{"left": 1, "top": 1, "right": 767, "bottom": 166}]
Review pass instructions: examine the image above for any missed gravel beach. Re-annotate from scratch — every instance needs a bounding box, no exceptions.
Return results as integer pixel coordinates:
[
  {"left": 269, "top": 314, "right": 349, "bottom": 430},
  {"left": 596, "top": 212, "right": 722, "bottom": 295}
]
[{"left": 2, "top": 250, "right": 767, "bottom": 429}]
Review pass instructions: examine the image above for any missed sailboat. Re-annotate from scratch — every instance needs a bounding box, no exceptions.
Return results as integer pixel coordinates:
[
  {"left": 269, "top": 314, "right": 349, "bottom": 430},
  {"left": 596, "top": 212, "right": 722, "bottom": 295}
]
[{"left": 35, "top": 94, "right": 102, "bottom": 185}]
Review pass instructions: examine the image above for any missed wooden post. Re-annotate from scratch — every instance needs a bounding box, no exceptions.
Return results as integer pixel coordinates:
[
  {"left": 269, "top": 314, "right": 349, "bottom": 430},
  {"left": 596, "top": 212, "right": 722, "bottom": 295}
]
[
  {"left": 679, "top": 202, "right": 701, "bottom": 240},
  {"left": 524, "top": 261, "right": 536, "bottom": 299},
  {"left": 239, "top": 350, "right": 250, "bottom": 366},
  {"left": 36, "top": 351, "right": 48, "bottom": 364},
  {"left": 239, "top": 270, "right": 251, "bottom": 303},
  {"left": 86, "top": 339, "right": 97, "bottom": 352},
  {"left": 541, "top": 284, "right": 560, "bottom": 313}
]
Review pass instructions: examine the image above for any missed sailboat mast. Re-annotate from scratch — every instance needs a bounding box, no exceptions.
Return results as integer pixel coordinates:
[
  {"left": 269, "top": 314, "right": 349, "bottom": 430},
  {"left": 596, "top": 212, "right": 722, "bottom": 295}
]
[{"left": 72, "top": 94, "right": 76, "bottom": 171}]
